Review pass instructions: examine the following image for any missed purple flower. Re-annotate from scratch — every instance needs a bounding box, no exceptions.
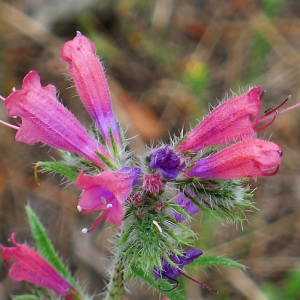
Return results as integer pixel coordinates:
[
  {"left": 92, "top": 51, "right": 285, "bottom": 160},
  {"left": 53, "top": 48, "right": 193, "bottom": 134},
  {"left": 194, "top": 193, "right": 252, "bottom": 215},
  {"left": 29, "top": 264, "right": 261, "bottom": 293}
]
[
  {"left": 0, "top": 233, "right": 80, "bottom": 300},
  {"left": 149, "top": 147, "right": 185, "bottom": 180},
  {"left": 153, "top": 249, "right": 203, "bottom": 280},
  {"left": 153, "top": 249, "right": 217, "bottom": 293}
]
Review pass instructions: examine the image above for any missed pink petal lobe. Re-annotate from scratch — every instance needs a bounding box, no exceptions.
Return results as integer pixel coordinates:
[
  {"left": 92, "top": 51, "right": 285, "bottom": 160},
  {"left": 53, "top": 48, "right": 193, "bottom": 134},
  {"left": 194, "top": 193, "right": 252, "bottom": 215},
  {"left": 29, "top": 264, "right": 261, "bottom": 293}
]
[{"left": 76, "top": 169, "right": 138, "bottom": 228}]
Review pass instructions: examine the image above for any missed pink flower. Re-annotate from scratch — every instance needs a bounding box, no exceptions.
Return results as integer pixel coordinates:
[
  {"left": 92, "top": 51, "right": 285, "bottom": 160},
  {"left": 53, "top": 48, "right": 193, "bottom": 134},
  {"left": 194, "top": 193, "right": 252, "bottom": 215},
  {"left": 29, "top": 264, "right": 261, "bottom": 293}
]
[
  {"left": 0, "top": 233, "right": 79, "bottom": 300},
  {"left": 178, "top": 87, "right": 261, "bottom": 153},
  {"left": 185, "top": 139, "right": 282, "bottom": 179},
  {"left": 61, "top": 32, "right": 121, "bottom": 151},
  {"left": 76, "top": 168, "right": 140, "bottom": 231},
  {"left": 4, "top": 70, "right": 111, "bottom": 169}
]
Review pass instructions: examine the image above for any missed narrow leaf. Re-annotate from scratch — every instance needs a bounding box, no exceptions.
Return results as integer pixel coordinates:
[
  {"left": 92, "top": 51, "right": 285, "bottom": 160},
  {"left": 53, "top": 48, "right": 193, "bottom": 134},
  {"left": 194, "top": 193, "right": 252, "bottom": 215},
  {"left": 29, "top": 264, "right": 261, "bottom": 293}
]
[
  {"left": 36, "top": 161, "right": 79, "bottom": 181},
  {"left": 25, "top": 206, "right": 79, "bottom": 289},
  {"left": 189, "top": 255, "right": 245, "bottom": 269}
]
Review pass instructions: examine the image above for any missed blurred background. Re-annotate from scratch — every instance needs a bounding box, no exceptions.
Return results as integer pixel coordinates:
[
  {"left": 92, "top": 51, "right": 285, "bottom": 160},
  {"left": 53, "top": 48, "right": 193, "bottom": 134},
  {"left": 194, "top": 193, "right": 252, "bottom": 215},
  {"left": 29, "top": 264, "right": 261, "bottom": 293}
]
[{"left": 0, "top": 0, "right": 300, "bottom": 299}]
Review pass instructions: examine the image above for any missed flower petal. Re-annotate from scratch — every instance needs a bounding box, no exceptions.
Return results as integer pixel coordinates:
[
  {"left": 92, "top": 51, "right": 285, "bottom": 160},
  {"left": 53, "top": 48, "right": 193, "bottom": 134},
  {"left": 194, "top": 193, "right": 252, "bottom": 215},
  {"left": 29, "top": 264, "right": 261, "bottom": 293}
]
[
  {"left": 178, "top": 87, "right": 261, "bottom": 153},
  {"left": 76, "top": 168, "right": 140, "bottom": 228},
  {"left": 5, "top": 70, "right": 111, "bottom": 169},
  {"left": 1, "top": 233, "right": 78, "bottom": 300},
  {"left": 186, "top": 139, "right": 282, "bottom": 179},
  {"left": 61, "top": 32, "right": 121, "bottom": 150}
]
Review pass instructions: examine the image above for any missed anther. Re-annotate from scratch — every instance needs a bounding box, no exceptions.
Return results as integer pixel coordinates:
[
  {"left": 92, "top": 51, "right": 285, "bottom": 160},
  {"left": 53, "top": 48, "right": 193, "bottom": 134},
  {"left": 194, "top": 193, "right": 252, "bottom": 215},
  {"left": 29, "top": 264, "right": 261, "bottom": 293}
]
[
  {"left": 77, "top": 205, "right": 82, "bottom": 212},
  {"left": 152, "top": 220, "right": 162, "bottom": 233},
  {"left": 81, "top": 228, "right": 88, "bottom": 234},
  {"left": 106, "top": 203, "right": 113, "bottom": 208}
]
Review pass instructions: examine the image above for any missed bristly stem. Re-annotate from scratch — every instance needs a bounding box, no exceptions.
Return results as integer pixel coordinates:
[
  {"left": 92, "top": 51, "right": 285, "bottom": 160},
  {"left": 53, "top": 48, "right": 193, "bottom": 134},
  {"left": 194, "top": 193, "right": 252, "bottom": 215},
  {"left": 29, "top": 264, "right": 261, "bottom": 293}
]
[{"left": 105, "top": 252, "right": 125, "bottom": 300}]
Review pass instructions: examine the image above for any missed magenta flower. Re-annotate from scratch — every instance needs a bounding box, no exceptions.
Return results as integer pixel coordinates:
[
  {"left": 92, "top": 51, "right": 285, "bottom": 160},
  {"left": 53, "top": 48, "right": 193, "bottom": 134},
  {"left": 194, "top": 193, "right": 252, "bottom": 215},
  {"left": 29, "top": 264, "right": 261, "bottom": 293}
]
[
  {"left": 61, "top": 32, "right": 121, "bottom": 151},
  {"left": 185, "top": 139, "right": 282, "bottom": 180},
  {"left": 0, "top": 233, "right": 80, "bottom": 300},
  {"left": 177, "top": 87, "right": 262, "bottom": 153},
  {"left": 4, "top": 70, "right": 111, "bottom": 169},
  {"left": 76, "top": 168, "right": 140, "bottom": 231},
  {"left": 148, "top": 146, "right": 186, "bottom": 180}
]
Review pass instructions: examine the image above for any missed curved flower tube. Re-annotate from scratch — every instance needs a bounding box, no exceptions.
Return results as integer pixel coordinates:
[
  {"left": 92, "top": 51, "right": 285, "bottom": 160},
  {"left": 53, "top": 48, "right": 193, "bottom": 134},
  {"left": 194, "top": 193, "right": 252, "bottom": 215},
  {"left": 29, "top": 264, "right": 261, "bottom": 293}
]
[
  {"left": 178, "top": 87, "right": 261, "bottom": 153},
  {"left": 0, "top": 233, "right": 79, "bottom": 300},
  {"left": 76, "top": 168, "right": 141, "bottom": 231},
  {"left": 4, "top": 70, "right": 111, "bottom": 169},
  {"left": 186, "top": 139, "right": 282, "bottom": 180},
  {"left": 61, "top": 32, "right": 121, "bottom": 152}
]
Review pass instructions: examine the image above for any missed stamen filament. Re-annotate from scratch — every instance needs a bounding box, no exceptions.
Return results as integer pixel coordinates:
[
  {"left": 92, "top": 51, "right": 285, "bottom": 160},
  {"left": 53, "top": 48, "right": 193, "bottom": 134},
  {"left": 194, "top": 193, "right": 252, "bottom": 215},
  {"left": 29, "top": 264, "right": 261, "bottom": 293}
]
[{"left": 0, "top": 120, "right": 19, "bottom": 130}]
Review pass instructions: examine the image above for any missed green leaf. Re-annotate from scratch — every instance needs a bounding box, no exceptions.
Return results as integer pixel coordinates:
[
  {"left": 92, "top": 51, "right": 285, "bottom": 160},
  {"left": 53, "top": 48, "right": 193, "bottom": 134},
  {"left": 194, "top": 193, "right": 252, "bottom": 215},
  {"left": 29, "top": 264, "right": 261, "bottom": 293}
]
[
  {"left": 35, "top": 161, "right": 79, "bottom": 181},
  {"left": 25, "top": 206, "right": 80, "bottom": 290},
  {"left": 132, "top": 267, "right": 186, "bottom": 300},
  {"left": 189, "top": 255, "right": 245, "bottom": 269}
]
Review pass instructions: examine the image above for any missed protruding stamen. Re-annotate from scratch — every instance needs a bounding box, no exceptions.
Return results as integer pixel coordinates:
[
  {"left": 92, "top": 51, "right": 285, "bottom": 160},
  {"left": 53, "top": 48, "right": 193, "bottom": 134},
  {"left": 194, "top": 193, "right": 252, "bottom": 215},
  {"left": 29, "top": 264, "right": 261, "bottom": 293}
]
[
  {"left": 262, "top": 165, "right": 280, "bottom": 176},
  {"left": 76, "top": 31, "right": 82, "bottom": 36},
  {"left": 260, "top": 89, "right": 266, "bottom": 100},
  {"left": 178, "top": 270, "right": 218, "bottom": 293},
  {"left": 81, "top": 228, "right": 88, "bottom": 234},
  {"left": 0, "top": 120, "right": 19, "bottom": 130},
  {"left": 77, "top": 205, "right": 82, "bottom": 212},
  {"left": 106, "top": 203, "right": 112, "bottom": 208},
  {"left": 0, "top": 95, "right": 5, "bottom": 101}
]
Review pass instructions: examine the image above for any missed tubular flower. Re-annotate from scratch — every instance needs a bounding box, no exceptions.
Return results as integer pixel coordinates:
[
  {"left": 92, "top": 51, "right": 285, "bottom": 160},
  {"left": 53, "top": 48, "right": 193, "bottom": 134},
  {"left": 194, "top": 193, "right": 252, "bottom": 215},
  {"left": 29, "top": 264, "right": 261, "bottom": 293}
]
[
  {"left": 76, "top": 168, "right": 141, "bottom": 231},
  {"left": 177, "top": 87, "right": 261, "bottom": 153},
  {"left": 61, "top": 32, "right": 121, "bottom": 151},
  {"left": 0, "top": 233, "right": 80, "bottom": 300},
  {"left": 4, "top": 70, "right": 111, "bottom": 169},
  {"left": 185, "top": 139, "right": 282, "bottom": 180}
]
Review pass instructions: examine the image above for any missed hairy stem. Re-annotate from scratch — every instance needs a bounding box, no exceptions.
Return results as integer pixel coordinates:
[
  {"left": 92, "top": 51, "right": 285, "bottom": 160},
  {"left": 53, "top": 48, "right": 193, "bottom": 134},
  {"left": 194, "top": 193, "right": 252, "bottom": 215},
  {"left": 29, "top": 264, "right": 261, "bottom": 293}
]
[{"left": 104, "top": 253, "right": 125, "bottom": 300}]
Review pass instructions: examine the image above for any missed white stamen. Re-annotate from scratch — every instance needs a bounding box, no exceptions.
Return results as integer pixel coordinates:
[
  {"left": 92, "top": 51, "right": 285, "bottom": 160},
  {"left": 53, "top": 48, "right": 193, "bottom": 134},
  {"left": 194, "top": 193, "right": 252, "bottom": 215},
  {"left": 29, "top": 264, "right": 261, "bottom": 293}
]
[
  {"left": 152, "top": 220, "right": 162, "bottom": 233},
  {"left": 76, "top": 31, "right": 82, "bottom": 36},
  {"left": 12, "top": 87, "right": 16, "bottom": 92},
  {"left": 77, "top": 205, "right": 82, "bottom": 212},
  {"left": 106, "top": 203, "right": 113, "bottom": 208},
  {"left": 81, "top": 228, "right": 88, "bottom": 234}
]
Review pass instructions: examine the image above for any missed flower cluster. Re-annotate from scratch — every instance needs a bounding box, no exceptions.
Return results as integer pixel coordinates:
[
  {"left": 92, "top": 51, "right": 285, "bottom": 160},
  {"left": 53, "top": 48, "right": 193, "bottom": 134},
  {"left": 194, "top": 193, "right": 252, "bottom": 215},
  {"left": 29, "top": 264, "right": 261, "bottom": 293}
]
[{"left": 1, "top": 32, "right": 299, "bottom": 299}]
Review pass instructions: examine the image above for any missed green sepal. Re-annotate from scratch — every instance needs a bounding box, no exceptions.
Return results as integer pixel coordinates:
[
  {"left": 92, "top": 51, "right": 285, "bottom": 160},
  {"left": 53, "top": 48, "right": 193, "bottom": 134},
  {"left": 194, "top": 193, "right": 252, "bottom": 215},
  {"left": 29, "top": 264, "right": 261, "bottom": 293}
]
[
  {"left": 132, "top": 267, "right": 186, "bottom": 300},
  {"left": 189, "top": 255, "right": 246, "bottom": 269},
  {"left": 95, "top": 151, "right": 118, "bottom": 170},
  {"left": 25, "top": 206, "right": 80, "bottom": 292},
  {"left": 35, "top": 161, "right": 79, "bottom": 181},
  {"left": 109, "top": 127, "right": 119, "bottom": 159}
]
